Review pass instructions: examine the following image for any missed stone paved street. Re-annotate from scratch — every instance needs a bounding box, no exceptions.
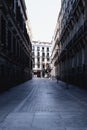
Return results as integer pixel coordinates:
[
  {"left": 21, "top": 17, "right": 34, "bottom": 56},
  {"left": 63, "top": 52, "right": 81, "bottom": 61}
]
[{"left": 0, "top": 78, "right": 87, "bottom": 130}]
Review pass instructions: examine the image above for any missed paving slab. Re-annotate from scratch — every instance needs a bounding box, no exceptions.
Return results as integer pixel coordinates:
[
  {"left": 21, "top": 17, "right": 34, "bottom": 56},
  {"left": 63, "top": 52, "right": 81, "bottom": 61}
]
[{"left": 1, "top": 113, "right": 34, "bottom": 129}]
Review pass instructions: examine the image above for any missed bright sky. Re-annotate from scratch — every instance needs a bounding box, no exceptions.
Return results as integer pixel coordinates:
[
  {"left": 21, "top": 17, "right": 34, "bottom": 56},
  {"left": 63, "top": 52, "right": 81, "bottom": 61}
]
[{"left": 25, "top": 0, "right": 61, "bottom": 42}]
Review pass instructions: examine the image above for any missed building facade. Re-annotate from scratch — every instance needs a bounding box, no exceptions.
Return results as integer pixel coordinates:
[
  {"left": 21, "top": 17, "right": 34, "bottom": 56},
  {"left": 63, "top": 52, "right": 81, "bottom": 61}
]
[
  {"left": 0, "top": 0, "right": 32, "bottom": 91},
  {"left": 51, "top": 5, "right": 63, "bottom": 79},
  {"left": 51, "top": 39, "right": 58, "bottom": 78},
  {"left": 52, "top": 0, "right": 87, "bottom": 88},
  {"left": 32, "top": 41, "right": 52, "bottom": 78},
  {"left": 51, "top": 15, "right": 61, "bottom": 79}
]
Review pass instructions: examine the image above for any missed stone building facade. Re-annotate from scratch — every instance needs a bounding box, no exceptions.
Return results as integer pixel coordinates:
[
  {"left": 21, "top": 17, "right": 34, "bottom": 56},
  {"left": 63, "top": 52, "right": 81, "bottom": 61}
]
[
  {"left": 51, "top": 32, "right": 59, "bottom": 79},
  {"left": 52, "top": 0, "right": 87, "bottom": 88},
  {"left": 0, "top": 0, "right": 32, "bottom": 91}
]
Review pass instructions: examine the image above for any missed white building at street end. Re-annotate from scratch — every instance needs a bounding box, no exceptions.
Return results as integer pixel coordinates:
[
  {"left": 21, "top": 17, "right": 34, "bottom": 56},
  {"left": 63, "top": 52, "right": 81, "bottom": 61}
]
[{"left": 32, "top": 41, "right": 52, "bottom": 77}]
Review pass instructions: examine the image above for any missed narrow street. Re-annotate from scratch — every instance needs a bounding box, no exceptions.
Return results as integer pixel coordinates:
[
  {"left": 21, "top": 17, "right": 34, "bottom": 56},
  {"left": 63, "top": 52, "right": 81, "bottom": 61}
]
[{"left": 0, "top": 78, "right": 87, "bottom": 130}]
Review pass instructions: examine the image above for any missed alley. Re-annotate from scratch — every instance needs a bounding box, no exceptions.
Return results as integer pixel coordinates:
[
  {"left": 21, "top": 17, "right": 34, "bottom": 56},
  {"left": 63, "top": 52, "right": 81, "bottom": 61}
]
[{"left": 0, "top": 78, "right": 87, "bottom": 130}]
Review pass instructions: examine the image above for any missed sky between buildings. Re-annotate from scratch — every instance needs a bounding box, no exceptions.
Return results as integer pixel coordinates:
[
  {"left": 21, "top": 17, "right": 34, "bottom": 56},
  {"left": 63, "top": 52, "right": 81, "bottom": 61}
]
[{"left": 25, "top": 0, "right": 61, "bottom": 42}]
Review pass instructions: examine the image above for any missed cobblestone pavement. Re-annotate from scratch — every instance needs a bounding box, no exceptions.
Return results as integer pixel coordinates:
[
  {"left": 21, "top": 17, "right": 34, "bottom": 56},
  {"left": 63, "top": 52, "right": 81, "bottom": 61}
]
[{"left": 0, "top": 78, "right": 87, "bottom": 130}]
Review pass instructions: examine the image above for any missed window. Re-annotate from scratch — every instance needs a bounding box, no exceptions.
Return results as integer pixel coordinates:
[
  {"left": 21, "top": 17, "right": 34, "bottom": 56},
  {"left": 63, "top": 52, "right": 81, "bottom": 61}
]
[
  {"left": 33, "top": 64, "right": 35, "bottom": 68},
  {"left": 1, "top": 16, "right": 6, "bottom": 47},
  {"left": 42, "top": 64, "right": 45, "bottom": 69},
  {"left": 84, "top": 45, "right": 87, "bottom": 64},
  {"left": 42, "top": 53, "right": 45, "bottom": 57},
  {"left": 37, "top": 64, "right": 40, "bottom": 68},
  {"left": 8, "top": 0, "right": 13, "bottom": 7},
  {"left": 17, "top": 41, "right": 19, "bottom": 57},
  {"left": 32, "top": 46, "right": 35, "bottom": 51},
  {"left": 1, "top": 65, "right": 4, "bottom": 77},
  {"left": 37, "top": 52, "right": 40, "bottom": 56},
  {"left": 8, "top": 29, "right": 11, "bottom": 51},
  {"left": 47, "top": 53, "right": 49, "bottom": 57},
  {"left": 42, "top": 58, "right": 44, "bottom": 61},
  {"left": 47, "top": 47, "right": 49, "bottom": 52},
  {"left": 32, "top": 58, "right": 35, "bottom": 63},
  {"left": 42, "top": 47, "right": 44, "bottom": 51},
  {"left": 32, "top": 52, "right": 35, "bottom": 57},
  {"left": 47, "top": 58, "right": 50, "bottom": 61},
  {"left": 37, "top": 47, "right": 40, "bottom": 51},
  {"left": 37, "top": 58, "right": 40, "bottom": 62},
  {"left": 13, "top": 36, "right": 16, "bottom": 55}
]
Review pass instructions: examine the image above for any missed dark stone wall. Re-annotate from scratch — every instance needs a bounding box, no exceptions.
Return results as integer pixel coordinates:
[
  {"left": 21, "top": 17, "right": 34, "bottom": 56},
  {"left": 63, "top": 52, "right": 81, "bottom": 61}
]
[{"left": 0, "top": 0, "right": 32, "bottom": 92}]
